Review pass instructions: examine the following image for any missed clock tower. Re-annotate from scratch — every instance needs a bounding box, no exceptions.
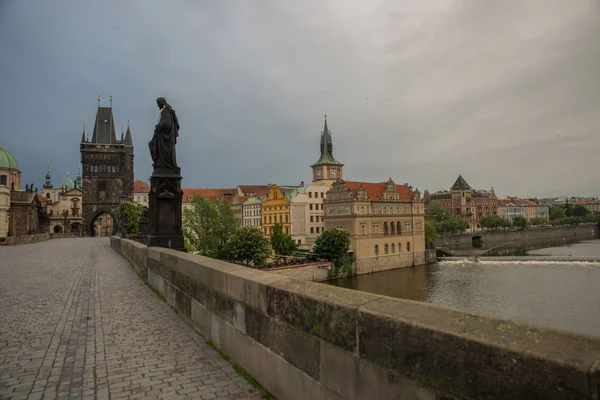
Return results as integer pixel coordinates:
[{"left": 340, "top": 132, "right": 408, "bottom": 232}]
[{"left": 311, "top": 115, "right": 344, "bottom": 183}]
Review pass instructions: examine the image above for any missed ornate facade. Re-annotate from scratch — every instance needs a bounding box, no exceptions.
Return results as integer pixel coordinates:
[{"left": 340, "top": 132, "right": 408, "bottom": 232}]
[
  {"left": 80, "top": 97, "right": 134, "bottom": 236},
  {"left": 323, "top": 178, "right": 426, "bottom": 273}
]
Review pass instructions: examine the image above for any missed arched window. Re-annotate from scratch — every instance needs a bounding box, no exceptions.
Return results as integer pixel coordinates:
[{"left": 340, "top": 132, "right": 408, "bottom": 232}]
[
  {"left": 269, "top": 216, "right": 272, "bottom": 224},
  {"left": 374, "top": 245, "right": 379, "bottom": 256},
  {"left": 285, "top": 215, "right": 288, "bottom": 223},
  {"left": 407, "top": 242, "right": 411, "bottom": 252},
  {"left": 383, "top": 222, "right": 389, "bottom": 235},
  {"left": 46, "top": 192, "right": 50, "bottom": 199},
  {"left": 390, "top": 222, "right": 395, "bottom": 235},
  {"left": 397, "top": 222, "right": 401, "bottom": 234},
  {"left": 398, "top": 243, "right": 402, "bottom": 252},
  {"left": 384, "top": 244, "right": 389, "bottom": 254},
  {"left": 391, "top": 243, "right": 395, "bottom": 253}
]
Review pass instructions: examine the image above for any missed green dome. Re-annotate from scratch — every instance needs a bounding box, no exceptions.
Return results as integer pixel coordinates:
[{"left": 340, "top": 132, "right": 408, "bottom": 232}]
[
  {"left": 60, "top": 170, "right": 75, "bottom": 189},
  {"left": 0, "top": 147, "right": 19, "bottom": 170}
]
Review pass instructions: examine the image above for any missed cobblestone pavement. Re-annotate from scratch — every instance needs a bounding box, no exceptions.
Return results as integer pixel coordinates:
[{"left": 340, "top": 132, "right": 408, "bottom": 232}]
[{"left": 0, "top": 238, "right": 261, "bottom": 400}]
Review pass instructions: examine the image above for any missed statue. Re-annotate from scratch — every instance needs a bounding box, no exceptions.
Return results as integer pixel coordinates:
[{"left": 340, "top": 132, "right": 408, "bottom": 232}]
[{"left": 149, "top": 97, "right": 180, "bottom": 171}]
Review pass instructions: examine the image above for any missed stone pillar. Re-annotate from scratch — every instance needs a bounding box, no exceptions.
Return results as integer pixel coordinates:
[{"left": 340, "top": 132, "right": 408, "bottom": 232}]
[{"left": 147, "top": 169, "right": 185, "bottom": 251}]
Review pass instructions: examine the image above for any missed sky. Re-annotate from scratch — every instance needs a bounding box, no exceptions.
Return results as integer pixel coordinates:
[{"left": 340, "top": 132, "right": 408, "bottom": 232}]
[{"left": 1, "top": 0, "right": 599, "bottom": 198}]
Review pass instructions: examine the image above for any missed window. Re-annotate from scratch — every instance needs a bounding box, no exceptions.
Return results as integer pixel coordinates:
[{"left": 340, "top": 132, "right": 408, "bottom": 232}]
[
  {"left": 321, "top": 204, "right": 324, "bottom": 210},
  {"left": 298, "top": 240, "right": 302, "bottom": 245},
  {"left": 361, "top": 224, "right": 366, "bottom": 234},
  {"left": 0, "top": 175, "right": 6, "bottom": 185},
  {"left": 309, "top": 192, "right": 312, "bottom": 198},
  {"left": 285, "top": 227, "right": 289, "bottom": 234},
  {"left": 285, "top": 215, "right": 288, "bottom": 223},
  {"left": 46, "top": 192, "right": 50, "bottom": 199},
  {"left": 405, "top": 223, "right": 411, "bottom": 232},
  {"left": 335, "top": 225, "right": 343, "bottom": 230},
  {"left": 310, "top": 216, "right": 314, "bottom": 222},
  {"left": 309, "top": 204, "right": 313, "bottom": 210},
  {"left": 374, "top": 245, "right": 379, "bottom": 256},
  {"left": 383, "top": 207, "right": 387, "bottom": 214},
  {"left": 279, "top": 215, "right": 282, "bottom": 223},
  {"left": 311, "top": 227, "right": 314, "bottom": 234},
  {"left": 373, "top": 224, "right": 379, "bottom": 233},
  {"left": 269, "top": 216, "right": 272, "bottom": 224},
  {"left": 97, "top": 182, "right": 107, "bottom": 201},
  {"left": 320, "top": 192, "right": 324, "bottom": 198},
  {"left": 384, "top": 244, "right": 389, "bottom": 254},
  {"left": 407, "top": 242, "right": 411, "bottom": 251},
  {"left": 391, "top": 243, "right": 395, "bottom": 253},
  {"left": 398, "top": 243, "right": 402, "bottom": 252}
]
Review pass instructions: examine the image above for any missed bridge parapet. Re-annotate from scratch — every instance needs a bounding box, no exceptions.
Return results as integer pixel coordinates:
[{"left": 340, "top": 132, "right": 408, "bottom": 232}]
[{"left": 110, "top": 236, "right": 600, "bottom": 400}]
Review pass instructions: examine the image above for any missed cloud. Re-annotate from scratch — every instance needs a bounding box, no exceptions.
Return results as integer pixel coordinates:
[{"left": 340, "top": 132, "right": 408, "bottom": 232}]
[{"left": 0, "top": 0, "right": 599, "bottom": 198}]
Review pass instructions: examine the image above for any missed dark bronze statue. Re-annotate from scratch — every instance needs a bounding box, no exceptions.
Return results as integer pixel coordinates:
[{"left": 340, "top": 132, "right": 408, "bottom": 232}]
[{"left": 149, "top": 97, "right": 180, "bottom": 171}]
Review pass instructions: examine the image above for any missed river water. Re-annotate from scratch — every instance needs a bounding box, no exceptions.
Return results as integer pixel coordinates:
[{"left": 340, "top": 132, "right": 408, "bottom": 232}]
[{"left": 327, "top": 240, "right": 600, "bottom": 337}]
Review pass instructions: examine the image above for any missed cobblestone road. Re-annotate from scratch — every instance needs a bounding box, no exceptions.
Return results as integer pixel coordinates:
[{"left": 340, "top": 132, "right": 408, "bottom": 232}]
[{"left": 0, "top": 238, "right": 260, "bottom": 400}]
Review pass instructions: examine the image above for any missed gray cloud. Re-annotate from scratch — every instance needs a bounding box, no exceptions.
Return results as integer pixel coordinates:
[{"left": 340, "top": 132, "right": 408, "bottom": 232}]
[{"left": 0, "top": 0, "right": 599, "bottom": 198}]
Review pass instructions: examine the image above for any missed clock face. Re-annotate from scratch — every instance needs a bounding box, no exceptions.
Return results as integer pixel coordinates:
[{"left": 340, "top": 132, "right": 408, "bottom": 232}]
[
  {"left": 315, "top": 169, "right": 322, "bottom": 179},
  {"left": 330, "top": 169, "right": 337, "bottom": 179}
]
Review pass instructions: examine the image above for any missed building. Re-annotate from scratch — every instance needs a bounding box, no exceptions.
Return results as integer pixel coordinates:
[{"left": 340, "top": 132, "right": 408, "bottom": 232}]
[
  {"left": 7, "top": 188, "right": 46, "bottom": 237},
  {"left": 133, "top": 180, "right": 150, "bottom": 207},
  {"left": 40, "top": 166, "right": 84, "bottom": 234},
  {"left": 310, "top": 116, "right": 344, "bottom": 183},
  {"left": 80, "top": 96, "right": 134, "bottom": 236},
  {"left": 323, "top": 178, "right": 426, "bottom": 273},
  {"left": 497, "top": 202, "right": 525, "bottom": 221},
  {"left": 429, "top": 175, "right": 499, "bottom": 231},
  {"left": 232, "top": 185, "right": 270, "bottom": 225},
  {"left": 261, "top": 184, "right": 299, "bottom": 236},
  {"left": 242, "top": 195, "right": 267, "bottom": 228},
  {"left": 181, "top": 188, "right": 236, "bottom": 212},
  {"left": 0, "top": 147, "right": 21, "bottom": 238},
  {"left": 573, "top": 200, "right": 600, "bottom": 214}
]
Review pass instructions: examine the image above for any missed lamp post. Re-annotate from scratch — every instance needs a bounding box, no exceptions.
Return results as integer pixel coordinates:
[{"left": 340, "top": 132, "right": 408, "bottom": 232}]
[
  {"left": 7, "top": 207, "right": 12, "bottom": 237},
  {"left": 120, "top": 195, "right": 128, "bottom": 238},
  {"left": 63, "top": 209, "right": 68, "bottom": 235}
]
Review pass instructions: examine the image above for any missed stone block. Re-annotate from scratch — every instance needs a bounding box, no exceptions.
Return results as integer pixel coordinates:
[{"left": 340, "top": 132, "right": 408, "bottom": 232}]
[
  {"left": 319, "top": 341, "right": 434, "bottom": 400},
  {"left": 191, "top": 299, "right": 213, "bottom": 338},
  {"left": 174, "top": 288, "right": 191, "bottom": 319},
  {"left": 234, "top": 302, "right": 245, "bottom": 334},
  {"left": 176, "top": 253, "right": 244, "bottom": 296},
  {"left": 226, "top": 267, "right": 284, "bottom": 314},
  {"left": 268, "top": 319, "right": 321, "bottom": 380},
  {"left": 245, "top": 306, "right": 270, "bottom": 345},
  {"left": 358, "top": 298, "right": 600, "bottom": 400},
  {"left": 266, "top": 279, "right": 381, "bottom": 352}
]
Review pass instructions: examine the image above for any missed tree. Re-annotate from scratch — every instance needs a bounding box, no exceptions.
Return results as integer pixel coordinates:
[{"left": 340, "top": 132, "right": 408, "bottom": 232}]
[
  {"left": 426, "top": 200, "right": 450, "bottom": 222},
  {"left": 512, "top": 216, "right": 528, "bottom": 230},
  {"left": 424, "top": 220, "right": 439, "bottom": 244},
  {"left": 313, "top": 229, "right": 351, "bottom": 260},
  {"left": 270, "top": 223, "right": 298, "bottom": 255},
  {"left": 437, "top": 216, "right": 469, "bottom": 233},
  {"left": 572, "top": 205, "right": 589, "bottom": 217},
  {"left": 117, "top": 201, "right": 145, "bottom": 234},
  {"left": 530, "top": 217, "right": 546, "bottom": 226},
  {"left": 480, "top": 215, "right": 511, "bottom": 230},
  {"left": 549, "top": 206, "right": 566, "bottom": 220},
  {"left": 183, "top": 195, "right": 238, "bottom": 258},
  {"left": 225, "top": 227, "right": 272, "bottom": 267}
]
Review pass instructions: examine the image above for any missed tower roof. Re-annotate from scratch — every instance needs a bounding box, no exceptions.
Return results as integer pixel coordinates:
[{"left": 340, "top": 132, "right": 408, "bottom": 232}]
[
  {"left": 44, "top": 160, "right": 53, "bottom": 188},
  {"left": 125, "top": 123, "right": 133, "bottom": 145},
  {"left": 451, "top": 174, "right": 471, "bottom": 190},
  {"left": 0, "top": 147, "right": 19, "bottom": 170},
  {"left": 311, "top": 116, "right": 342, "bottom": 167},
  {"left": 92, "top": 106, "right": 117, "bottom": 144},
  {"left": 60, "top": 169, "right": 75, "bottom": 189}
]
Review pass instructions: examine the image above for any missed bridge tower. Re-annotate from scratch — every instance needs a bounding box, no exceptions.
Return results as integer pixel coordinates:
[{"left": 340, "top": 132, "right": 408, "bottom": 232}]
[{"left": 80, "top": 96, "right": 134, "bottom": 236}]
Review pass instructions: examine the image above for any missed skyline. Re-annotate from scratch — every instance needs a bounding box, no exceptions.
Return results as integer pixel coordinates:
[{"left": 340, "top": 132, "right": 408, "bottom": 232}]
[{"left": 1, "top": 0, "right": 599, "bottom": 198}]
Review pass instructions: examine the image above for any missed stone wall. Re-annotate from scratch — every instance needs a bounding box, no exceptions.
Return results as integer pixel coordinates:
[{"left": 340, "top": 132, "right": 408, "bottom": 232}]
[
  {"left": 2, "top": 233, "right": 52, "bottom": 245},
  {"left": 356, "top": 250, "right": 427, "bottom": 274},
  {"left": 267, "top": 262, "right": 331, "bottom": 281},
  {"left": 110, "top": 236, "right": 600, "bottom": 400},
  {"left": 436, "top": 223, "right": 598, "bottom": 249}
]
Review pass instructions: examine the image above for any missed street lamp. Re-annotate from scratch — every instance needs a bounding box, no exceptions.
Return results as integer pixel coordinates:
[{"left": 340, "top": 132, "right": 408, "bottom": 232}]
[
  {"left": 7, "top": 207, "right": 12, "bottom": 237},
  {"left": 120, "top": 195, "right": 128, "bottom": 238}
]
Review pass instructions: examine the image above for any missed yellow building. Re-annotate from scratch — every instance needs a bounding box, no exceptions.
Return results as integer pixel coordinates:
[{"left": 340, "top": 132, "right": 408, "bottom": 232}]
[
  {"left": 323, "top": 178, "right": 426, "bottom": 274},
  {"left": 261, "top": 184, "right": 298, "bottom": 236}
]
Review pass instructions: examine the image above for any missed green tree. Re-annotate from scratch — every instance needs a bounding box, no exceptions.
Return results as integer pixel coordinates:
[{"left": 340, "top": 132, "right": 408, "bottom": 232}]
[
  {"left": 270, "top": 223, "right": 298, "bottom": 255},
  {"left": 512, "top": 216, "right": 528, "bottom": 230},
  {"left": 426, "top": 200, "right": 451, "bottom": 222},
  {"left": 117, "top": 201, "right": 145, "bottom": 234},
  {"left": 424, "top": 220, "right": 439, "bottom": 244},
  {"left": 530, "top": 217, "right": 546, "bottom": 226},
  {"left": 480, "top": 215, "right": 512, "bottom": 230},
  {"left": 549, "top": 206, "right": 566, "bottom": 220},
  {"left": 313, "top": 229, "right": 351, "bottom": 260},
  {"left": 183, "top": 195, "right": 238, "bottom": 258},
  {"left": 572, "top": 205, "right": 589, "bottom": 217},
  {"left": 438, "top": 216, "right": 469, "bottom": 233},
  {"left": 225, "top": 227, "right": 272, "bottom": 267}
]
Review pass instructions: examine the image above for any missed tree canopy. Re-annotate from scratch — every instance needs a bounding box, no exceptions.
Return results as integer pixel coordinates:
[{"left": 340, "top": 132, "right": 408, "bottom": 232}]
[
  {"left": 224, "top": 227, "right": 272, "bottom": 267},
  {"left": 426, "top": 200, "right": 468, "bottom": 234},
  {"left": 479, "top": 215, "right": 512, "bottom": 230},
  {"left": 117, "top": 201, "right": 145, "bottom": 234},
  {"left": 512, "top": 216, "right": 528, "bottom": 230},
  {"left": 183, "top": 195, "right": 238, "bottom": 258},
  {"left": 549, "top": 206, "right": 566, "bottom": 220},
  {"left": 270, "top": 223, "right": 298, "bottom": 255},
  {"left": 313, "top": 229, "right": 351, "bottom": 260},
  {"left": 424, "top": 220, "right": 439, "bottom": 244}
]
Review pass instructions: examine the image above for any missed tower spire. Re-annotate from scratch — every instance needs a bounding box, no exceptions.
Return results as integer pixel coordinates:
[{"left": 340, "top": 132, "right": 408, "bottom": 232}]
[
  {"left": 44, "top": 160, "right": 53, "bottom": 189},
  {"left": 81, "top": 124, "right": 86, "bottom": 143}
]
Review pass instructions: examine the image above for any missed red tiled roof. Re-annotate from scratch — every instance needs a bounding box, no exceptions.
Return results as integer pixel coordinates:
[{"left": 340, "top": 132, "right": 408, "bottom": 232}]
[
  {"left": 342, "top": 180, "right": 414, "bottom": 202},
  {"left": 182, "top": 188, "right": 236, "bottom": 203},
  {"left": 134, "top": 180, "right": 150, "bottom": 193},
  {"left": 573, "top": 200, "right": 600, "bottom": 205},
  {"left": 238, "top": 185, "right": 270, "bottom": 195}
]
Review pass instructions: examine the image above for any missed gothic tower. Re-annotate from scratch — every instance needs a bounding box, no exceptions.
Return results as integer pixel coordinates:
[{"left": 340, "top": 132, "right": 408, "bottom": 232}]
[
  {"left": 311, "top": 115, "right": 344, "bottom": 183},
  {"left": 80, "top": 96, "right": 134, "bottom": 236}
]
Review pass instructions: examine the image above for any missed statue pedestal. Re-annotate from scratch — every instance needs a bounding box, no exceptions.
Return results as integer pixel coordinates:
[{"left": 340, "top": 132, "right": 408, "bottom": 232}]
[{"left": 147, "top": 168, "right": 185, "bottom": 251}]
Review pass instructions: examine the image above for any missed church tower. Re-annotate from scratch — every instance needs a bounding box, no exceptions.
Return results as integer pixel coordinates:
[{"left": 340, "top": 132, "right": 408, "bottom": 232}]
[
  {"left": 311, "top": 115, "right": 344, "bottom": 183},
  {"left": 80, "top": 96, "right": 134, "bottom": 236}
]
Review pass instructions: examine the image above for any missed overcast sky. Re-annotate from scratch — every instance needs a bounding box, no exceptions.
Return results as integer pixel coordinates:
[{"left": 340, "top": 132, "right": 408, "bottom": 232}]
[{"left": 1, "top": 0, "right": 599, "bottom": 198}]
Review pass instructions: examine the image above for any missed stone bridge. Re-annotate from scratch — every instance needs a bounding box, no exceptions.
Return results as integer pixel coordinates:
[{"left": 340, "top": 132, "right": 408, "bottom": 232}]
[{"left": 2, "top": 237, "right": 600, "bottom": 400}]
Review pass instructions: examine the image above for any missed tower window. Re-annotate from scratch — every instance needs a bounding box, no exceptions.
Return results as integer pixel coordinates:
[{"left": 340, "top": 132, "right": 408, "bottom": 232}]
[{"left": 98, "top": 182, "right": 107, "bottom": 201}]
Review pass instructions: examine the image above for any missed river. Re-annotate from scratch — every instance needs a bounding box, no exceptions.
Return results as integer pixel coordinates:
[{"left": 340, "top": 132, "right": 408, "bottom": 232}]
[{"left": 327, "top": 240, "right": 600, "bottom": 337}]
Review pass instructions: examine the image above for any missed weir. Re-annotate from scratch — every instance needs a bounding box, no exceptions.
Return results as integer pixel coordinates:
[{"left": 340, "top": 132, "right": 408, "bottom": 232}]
[{"left": 111, "top": 236, "right": 600, "bottom": 400}]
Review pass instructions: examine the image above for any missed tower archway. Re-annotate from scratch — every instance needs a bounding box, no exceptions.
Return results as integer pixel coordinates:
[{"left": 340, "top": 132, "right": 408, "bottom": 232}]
[{"left": 90, "top": 212, "right": 114, "bottom": 237}]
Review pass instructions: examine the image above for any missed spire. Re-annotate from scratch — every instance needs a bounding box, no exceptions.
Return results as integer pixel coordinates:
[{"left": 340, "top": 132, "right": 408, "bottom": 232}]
[
  {"left": 76, "top": 164, "right": 82, "bottom": 188},
  {"left": 311, "top": 114, "right": 342, "bottom": 167},
  {"left": 81, "top": 124, "right": 86, "bottom": 143},
  {"left": 125, "top": 121, "right": 133, "bottom": 146},
  {"left": 43, "top": 160, "right": 53, "bottom": 188},
  {"left": 92, "top": 95, "right": 117, "bottom": 144},
  {"left": 451, "top": 174, "right": 471, "bottom": 190},
  {"left": 121, "top": 126, "right": 124, "bottom": 142}
]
